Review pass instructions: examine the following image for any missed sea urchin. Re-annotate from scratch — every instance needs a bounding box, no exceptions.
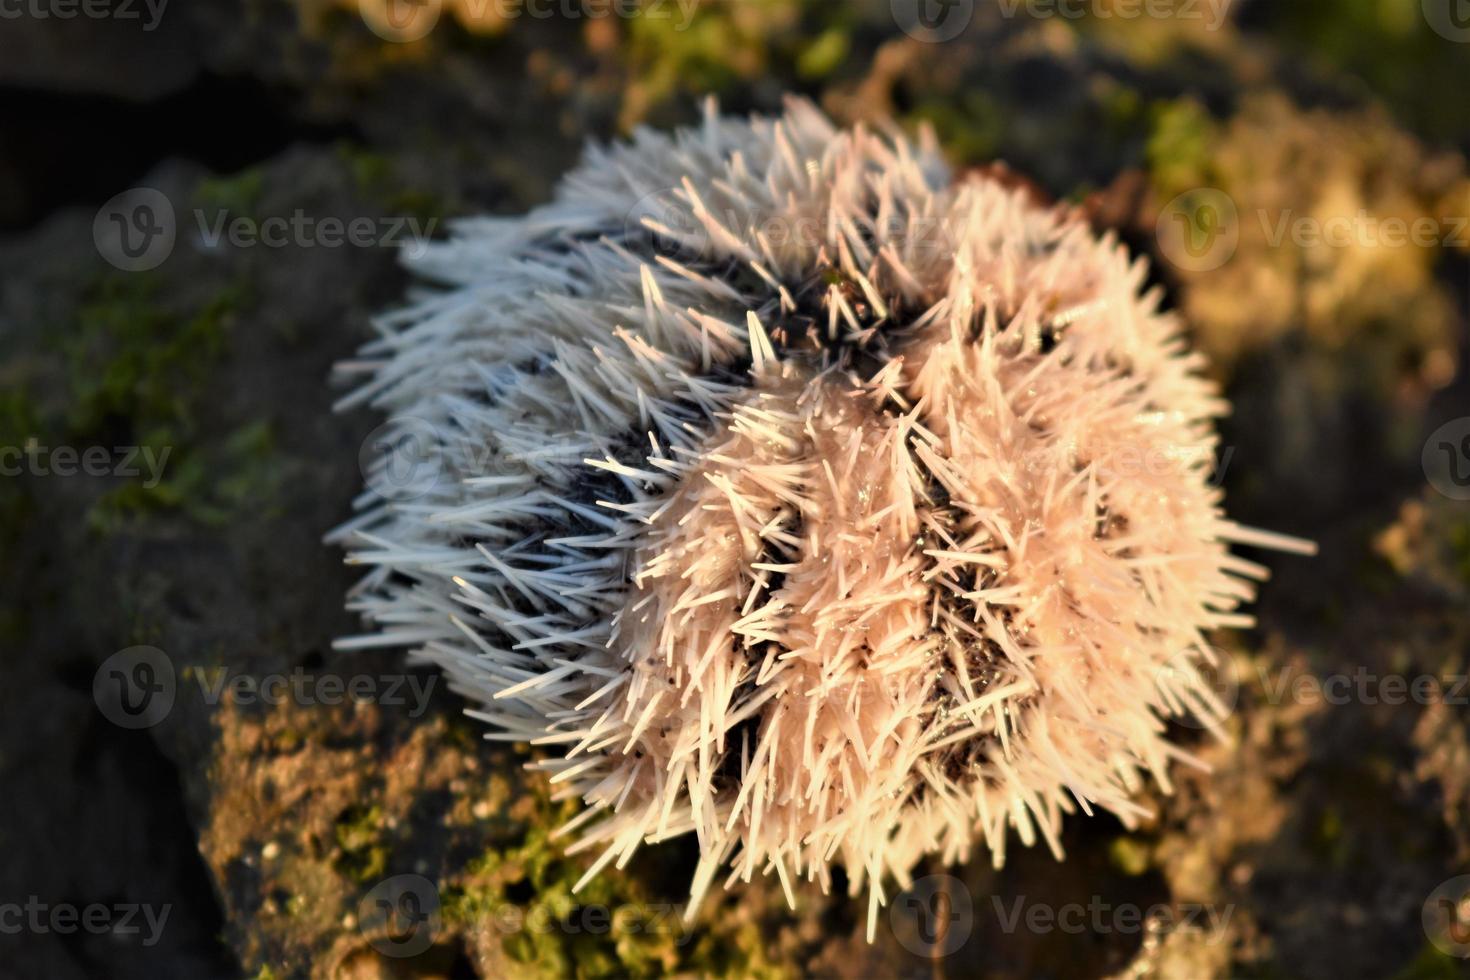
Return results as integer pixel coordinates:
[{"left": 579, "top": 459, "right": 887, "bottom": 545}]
[{"left": 335, "top": 99, "right": 1312, "bottom": 937}]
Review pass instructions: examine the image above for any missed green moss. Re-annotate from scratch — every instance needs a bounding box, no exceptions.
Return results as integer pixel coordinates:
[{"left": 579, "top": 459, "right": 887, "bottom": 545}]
[
  {"left": 65, "top": 275, "right": 244, "bottom": 439},
  {"left": 0, "top": 388, "right": 40, "bottom": 453},
  {"left": 1146, "top": 98, "right": 1217, "bottom": 198},
  {"left": 88, "top": 418, "right": 281, "bottom": 532},
  {"left": 624, "top": 0, "right": 805, "bottom": 110},
  {"left": 1449, "top": 521, "right": 1470, "bottom": 587},
  {"left": 0, "top": 389, "right": 40, "bottom": 573},
  {"left": 335, "top": 144, "right": 448, "bottom": 227},
  {"left": 338, "top": 144, "right": 394, "bottom": 193},
  {"left": 441, "top": 787, "right": 715, "bottom": 978},
  {"left": 1232, "top": 963, "right": 1307, "bottom": 980},
  {"left": 909, "top": 92, "right": 1005, "bottom": 164},
  {"left": 627, "top": 15, "right": 737, "bottom": 99},
  {"left": 1310, "top": 805, "right": 1345, "bottom": 865},
  {"left": 1389, "top": 942, "right": 1465, "bottom": 980},
  {"left": 682, "top": 918, "right": 781, "bottom": 979},
  {"left": 333, "top": 804, "right": 390, "bottom": 883},
  {"left": 1249, "top": 0, "right": 1470, "bottom": 147},
  {"left": 193, "top": 167, "right": 266, "bottom": 219},
  {"left": 389, "top": 188, "right": 448, "bottom": 229},
  {"left": 0, "top": 440, "right": 35, "bottom": 647},
  {"left": 61, "top": 275, "right": 287, "bottom": 531},
  {"left": 1099, "top": 84, "right": 1149, "bottom": 144},
  {"left": 1108, "top": 836, "right": 1152, "bottom": 876},
  {"left": 796, "top": 27, "right": 849, "bottom": 81}
]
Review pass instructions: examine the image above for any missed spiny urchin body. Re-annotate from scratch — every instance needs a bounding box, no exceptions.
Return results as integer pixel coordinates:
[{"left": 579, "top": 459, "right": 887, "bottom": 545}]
[{"left": 335, "top": 99, "right": 1311, "bottom": 936}]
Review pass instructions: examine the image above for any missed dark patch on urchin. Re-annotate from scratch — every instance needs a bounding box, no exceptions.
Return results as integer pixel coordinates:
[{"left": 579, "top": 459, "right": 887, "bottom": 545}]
[
  {"left": 909, "top": 656, "right": 1014, "bottom": 815},
  {"left": 711, "top": 693, "right": 765, "bottom": 798},
  {"left": 907, "top": 448, "right": 1015, "bottom": 733},
  {"left": 768, "top": 264, "right": 932, "bottom": 385},
  {"left": 930, "top": 711, "right": 991, "bottom": 780},
  {"left": 1038, "top": 321, "right": 1062, "bottom": 355},
  {"left": 622, "top": 195, "right": 918, "bottom": 377},
  {"left": 561, "top": 432, "right": 648, "bottom": 520},
  {"left": 1094, "top": 497, "right": 1132, "bottom": 546}
]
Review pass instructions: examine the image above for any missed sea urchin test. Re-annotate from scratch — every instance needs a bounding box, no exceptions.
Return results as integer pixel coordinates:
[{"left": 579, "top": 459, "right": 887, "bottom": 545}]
[{"left": 335, "top": 99, "right": 1312, "bottom": 937}]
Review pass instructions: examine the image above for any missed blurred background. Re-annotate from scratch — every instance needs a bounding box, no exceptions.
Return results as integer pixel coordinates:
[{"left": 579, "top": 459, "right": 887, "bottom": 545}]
[{"left": 2, "top": 1, "right": 1469, "bottom": 977}]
